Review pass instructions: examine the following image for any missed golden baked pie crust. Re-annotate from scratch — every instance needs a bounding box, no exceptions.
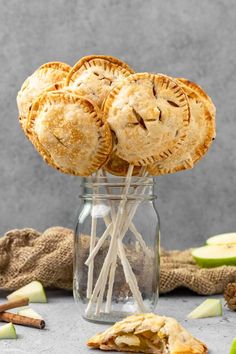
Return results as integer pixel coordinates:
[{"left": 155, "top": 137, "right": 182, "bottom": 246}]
[
  {"left": 38, "top": 61, "right": 71, "bottom": 73},
  {"left": 104, "top": 149, "right": 142, "bottom": 176},
  {"left": 66, "top": 55, "right": 134, "bottom": 107},
  {"left": 19, "top": 81, "right": 66, "bottom": 135},
  {"left": 148, "top": 79, "right": 216, "bottom": 175},
  {"left": 103, "top": 73, "right": 191, "bottom": 166},
  {"left": 17, "top": 62, "right": 71, "bottom": 133},
  {"left": 27, "top": 90, "right": 112, "bottom": 176},
  {"left": 87, "top": 313, "right": 207, "bottom": 354},
  {"left": 68, "top": 55, "right": 134, "bottom": 76},
  {"left": 177, "top": 78, "right": 215, "bottom": 117}
]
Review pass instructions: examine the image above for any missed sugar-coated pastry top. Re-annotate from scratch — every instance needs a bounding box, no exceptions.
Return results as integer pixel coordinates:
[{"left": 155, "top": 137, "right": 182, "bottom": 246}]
[
  {"left": 27, "top": 90, "right": 112, "bottom": 176},
  {"left": 17, "top": 55, "right": 216, "bottom": 177},
  {"left": 103, "top": 73, "right": 191, "bottom": 166},
  {"left": 17, "top": 62, "right": 70, "bottom": 133}
]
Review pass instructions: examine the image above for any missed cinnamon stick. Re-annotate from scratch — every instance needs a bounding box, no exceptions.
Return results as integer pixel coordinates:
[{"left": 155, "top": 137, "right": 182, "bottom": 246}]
[
  {"left": 0, "top": 312, "right": 45, "bottom": 329},
  {"left": 0, "top": 297, "right": 29, "bottom": 312}
]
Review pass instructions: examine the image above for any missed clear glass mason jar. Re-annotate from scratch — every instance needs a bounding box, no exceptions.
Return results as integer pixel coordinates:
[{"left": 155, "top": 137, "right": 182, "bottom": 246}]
[{"left": 73, "top": 174, "right": 160, "bottom": 323}]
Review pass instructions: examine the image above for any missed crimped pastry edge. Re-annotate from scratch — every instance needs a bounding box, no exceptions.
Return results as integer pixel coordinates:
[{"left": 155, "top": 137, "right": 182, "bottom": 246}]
[
  {"left": 38, "top": 61, "right": 71, "bottom": 73},
  {"left": 103, "top": 72, "right": 191, "bottom": 166},
  {"left": 27, "top": 90, "right": 112, "bottom": 176},
  {"left": 177, "top": 77, "right": 216, "bottom": 116},
  {"left": 17, "top": 63, "right": 71, "bottom": 133},
  {"left": 147, "top": 103, "right": 215, "bottom": 175},
  {"left": 87, "top": 313, "right": 208, "bottom": 354},
  {"left": 66, "top": 54, "right": 134, "bottom": 86},
  {"left": 19, "top": 81, "right": 66, "bottom": 137}
]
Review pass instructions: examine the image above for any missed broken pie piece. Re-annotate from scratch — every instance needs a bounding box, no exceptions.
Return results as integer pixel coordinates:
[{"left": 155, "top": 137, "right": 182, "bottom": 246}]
[
  {"left": 27, "top": 90, "right": 112, "bottom": 176},
  {"left": 148, "top": 79, "right": 216, "bottom": 175},
  {"left": 87, "top": 313, "right": 207, "bottom": 354},
  {"left": 103, "top": 73, "right": 191, "bottom": 166},
  {"left": 17, "top": 61, "right": 71, "bottom": 133},
  {"left": 66, "top": 55, "right": 134, "bottom": 108}
]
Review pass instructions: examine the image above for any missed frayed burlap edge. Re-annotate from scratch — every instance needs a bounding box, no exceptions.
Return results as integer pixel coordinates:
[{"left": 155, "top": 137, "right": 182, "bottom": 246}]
[{"left": 0, "top": 227, "right": 236, "bottom": 294}]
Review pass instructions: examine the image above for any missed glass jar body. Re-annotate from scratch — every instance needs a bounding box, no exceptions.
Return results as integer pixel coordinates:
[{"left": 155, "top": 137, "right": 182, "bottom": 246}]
[{"left": 73, "top": 176, "right": 160, "bottom": 323}]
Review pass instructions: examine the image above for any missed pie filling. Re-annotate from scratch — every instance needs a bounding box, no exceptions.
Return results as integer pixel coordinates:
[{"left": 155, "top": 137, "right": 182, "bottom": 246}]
[{"left": 110, "top": 331, "right": 169, "bottom": 354}]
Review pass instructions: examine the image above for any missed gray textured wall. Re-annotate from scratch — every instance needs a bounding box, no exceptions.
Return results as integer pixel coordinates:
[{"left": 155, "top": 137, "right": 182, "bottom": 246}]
[{"left": 0, "top": 0, "right": 235, "bottom": 249}]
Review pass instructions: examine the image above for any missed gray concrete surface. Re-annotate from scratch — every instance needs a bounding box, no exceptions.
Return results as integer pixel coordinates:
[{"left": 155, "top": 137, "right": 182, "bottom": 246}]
[
  {"left": 0, "top": 0, "right": 236, "bottom": 249},
  {"left": 0, "top": 289, "right": 234, "bottom": 354}
]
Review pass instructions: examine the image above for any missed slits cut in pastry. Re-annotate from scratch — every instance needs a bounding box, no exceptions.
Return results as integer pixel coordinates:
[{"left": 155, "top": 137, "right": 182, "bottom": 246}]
[
  {"left": 66, "top": 55, "right": 134, "bottom": 108},
  {"left": 87, "top": 313, "right": 207, "bottom": 354},
  {"left": 66, "top": 55, "right": 134, "bottom": 174},
  {"left": 27, "top": 90, "right": 112, "bottom": 176},
  {"left": 17, "top": 61, "right": 71, "bottom": 133},
  {"left": 148, "top": 79, "right": 216, "bottom": 175},
  {"left": 103, "top": 73, "right": 191, "bottom": 166}
]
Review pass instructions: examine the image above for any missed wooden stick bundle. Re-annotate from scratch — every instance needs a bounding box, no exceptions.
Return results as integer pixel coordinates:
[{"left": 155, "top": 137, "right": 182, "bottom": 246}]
[
  {"left": 85, "top": 166, "right": 151, "bottom": 316},
  {"left": 86, "top": 165, "right": 134, "bottom": 315},
  {"left": 104, "top": 177, "right": 149, "bottom": 313}
]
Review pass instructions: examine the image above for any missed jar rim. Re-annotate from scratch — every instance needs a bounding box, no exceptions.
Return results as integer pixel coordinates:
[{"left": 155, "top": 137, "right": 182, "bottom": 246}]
[
  {"left": 82, "top": 175, "right": 155, "bottom": 188},
  {"left": 79, "top": 194, "right": 157, "bottom": 201}
]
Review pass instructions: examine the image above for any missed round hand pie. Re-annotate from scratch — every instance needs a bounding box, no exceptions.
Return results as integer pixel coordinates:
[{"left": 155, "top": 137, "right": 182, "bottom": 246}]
[
  {"left": 27, "top": 90, "right": 112, "bottom": 176},
  {"left": 66, "top": 55, "right": 134, "bottom": 108},
  {"left": 148, "top": 79, "right": 216, "bottom": 175},
  {"left": 103, "top": 73, "right": 191, "bottom": 166},
  {"left": 17, "top": 62, "right": 71, "bottom": 133}
]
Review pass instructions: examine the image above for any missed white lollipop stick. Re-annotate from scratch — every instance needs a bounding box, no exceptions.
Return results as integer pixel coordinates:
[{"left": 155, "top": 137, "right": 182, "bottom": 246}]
[
  {"left": 105, "top": 169, "right": 148, "bottom": 312},
  {"left": 106, "top": 179, "right": 150, "bottom": 312},
  {"left": 94, "top": 165, "right": 134, "bottom": 314},
  {"left": 118, "top": 239, "right": 147, "bottom": 312},
  {"left": 86, "top": 215, "right": 97, "bottom": 298},
  {"left": 85, "top": 223, "right": 112, "bottom": 266},
  {"left": 85, "top": 165, "right": 133, "bottom": 315}
]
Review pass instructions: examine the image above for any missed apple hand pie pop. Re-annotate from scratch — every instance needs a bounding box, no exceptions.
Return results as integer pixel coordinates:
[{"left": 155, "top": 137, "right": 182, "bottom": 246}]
[
  {"left": 26, "top": 90, "right": 112, "bottom": 176},
  {"left": 85, "top": 73, "right": 193, "bottom": 316},
  {"left": 17, "top": 55, "right": 215, "bottom": 320},
  {"left": 17, "top": 62, "right": 71, "bottom": 134}
]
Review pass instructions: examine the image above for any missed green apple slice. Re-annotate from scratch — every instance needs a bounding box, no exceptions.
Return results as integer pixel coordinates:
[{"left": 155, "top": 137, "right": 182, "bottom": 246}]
[
  {"left": 0, "top": 323, "right": 17, "bottom": 339},
  {"left": 18, "top": 307, "right": 43, "bottom": 320},
  {"left": 207, "top": 233, "right": 236, "bottom": 245},
  {"left": 192, "top": 244, "right": 236, "bottom": 267},
  {"left": 7, "top": 281, "right": 47, "bottom": 303},
  {"left": 187, "top": 299, "right": 222, "bottom": 319},
  {"left": 230, "top": 338, "right": 236, "bottom": 354}
]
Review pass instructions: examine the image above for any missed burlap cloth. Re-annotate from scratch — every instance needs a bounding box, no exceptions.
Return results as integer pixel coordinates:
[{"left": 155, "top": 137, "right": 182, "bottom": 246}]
[{"left": 0, "top": 226, "right": 236, "bottom": 294}]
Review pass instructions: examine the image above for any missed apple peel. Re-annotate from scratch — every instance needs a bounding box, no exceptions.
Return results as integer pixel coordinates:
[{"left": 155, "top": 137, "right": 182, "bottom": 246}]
[
  {"left": 230, "top": 338, "right": 236, "bottom": 354},
  {"left": 192, "top": 244, "right": 236, "bottom": 267}
]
